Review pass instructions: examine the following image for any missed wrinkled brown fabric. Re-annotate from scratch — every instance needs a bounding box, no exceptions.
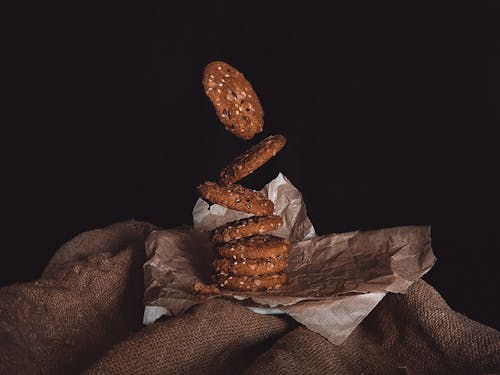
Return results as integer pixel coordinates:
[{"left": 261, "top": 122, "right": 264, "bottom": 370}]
[{"left": 0, "top": 221, "right": 498, "bottom": 374}]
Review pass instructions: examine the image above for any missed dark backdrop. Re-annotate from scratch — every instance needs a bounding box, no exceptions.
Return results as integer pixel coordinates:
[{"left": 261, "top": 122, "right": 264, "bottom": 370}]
[{"left": 3, "top": 2, "right": 498, "bottom": 330}]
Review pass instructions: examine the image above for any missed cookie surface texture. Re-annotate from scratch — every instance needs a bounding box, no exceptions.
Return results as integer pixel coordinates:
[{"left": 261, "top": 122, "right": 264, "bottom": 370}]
[
  {"left": 213, "top": 256, "right": 288, "bottom": 276},
  {"left": 197, "top": 181, "right": 274, "bottom": 215},
  {"left": 203, "top": 61, "right": 264, "bottom": 140},
  {"left": 216, "top": 235, "right": 291, "bottom": 260},
  {"left": 219, "top": 134, "right": 287, "bottom": 185},
  {"left": 215, "top": 273, "right": 287, "bottom": 291},
  {"left": 209, "top": 215, "right": 283, "bottom": 243}
]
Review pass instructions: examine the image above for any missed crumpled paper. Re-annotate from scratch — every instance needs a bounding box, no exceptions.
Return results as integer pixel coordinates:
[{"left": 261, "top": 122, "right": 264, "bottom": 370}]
[{"left": 143, "top": 173, "right": 435, "bottom": 344}]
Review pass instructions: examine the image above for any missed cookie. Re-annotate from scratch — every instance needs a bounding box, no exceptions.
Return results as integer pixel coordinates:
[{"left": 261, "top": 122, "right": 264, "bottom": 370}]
[
  {"left": 197, "top": 181, "right": 274, "bottom": 215},
  {"left": 219, "top": 134, "right": 287, "bottom": 185},
  {"left": 203, "top": 61, "right": 264, "bottom": 140},
  {"left": 215, "top": 273, "right": 287, "bottom": 291},
  {"left": 209, "top": 215, "right": 283, "bottom": 244},
  {"left": 213, "top": 255, "right": 288, "bottom": 276},
  {"left": 216, "top": 235, "right": 291, "bottom": 260}
]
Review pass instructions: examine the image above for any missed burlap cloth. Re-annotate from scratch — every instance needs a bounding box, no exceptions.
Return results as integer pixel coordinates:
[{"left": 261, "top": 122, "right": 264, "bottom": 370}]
[{"left": 1, "top": 221, "right": 498, "bottom": 374}]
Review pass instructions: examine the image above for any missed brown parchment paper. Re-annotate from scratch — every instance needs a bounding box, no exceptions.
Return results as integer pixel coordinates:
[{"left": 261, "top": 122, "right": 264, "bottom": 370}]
[{"left": 143, "top": 173, "right": 436, "bottom": 344}]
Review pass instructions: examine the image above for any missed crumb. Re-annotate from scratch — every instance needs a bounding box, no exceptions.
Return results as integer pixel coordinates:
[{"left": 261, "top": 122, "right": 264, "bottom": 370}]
[{"left": 193, "top": 282, "right": 220, "bottom": 295}]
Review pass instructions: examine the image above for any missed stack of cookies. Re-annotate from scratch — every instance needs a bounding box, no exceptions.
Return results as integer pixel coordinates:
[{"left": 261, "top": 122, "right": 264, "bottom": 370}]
[{"left": 197, "top": 61, "right": 290, "bottom": 292}]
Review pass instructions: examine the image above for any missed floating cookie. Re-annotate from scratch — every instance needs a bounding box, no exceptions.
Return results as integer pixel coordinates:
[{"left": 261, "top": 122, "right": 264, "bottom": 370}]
[
  {"left": 209, "top": 215, "right": 283, "bottom": 244},
  {"left": 197, "top": 181, "right": 274, "bottom": 215},
  {"left": 215, "top": 273, "right": 287, "bottom": 291},
  {"left": 216, "top": 235, "right": 291, "bottom": 260},
  {"left": 203, "top": 61, "right": 264, "bottom": 140},
  {"left": 219, "top": 134, "right": 287, "bottom": 185},
  {"left": 213, "top": 256, "right": 288, "bottom": 276}
]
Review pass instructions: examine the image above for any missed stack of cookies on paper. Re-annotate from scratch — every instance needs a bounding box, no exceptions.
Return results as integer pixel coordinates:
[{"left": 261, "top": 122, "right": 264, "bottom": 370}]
[{"left": 197, "top": 61, "right": 289, "bottom": 291}]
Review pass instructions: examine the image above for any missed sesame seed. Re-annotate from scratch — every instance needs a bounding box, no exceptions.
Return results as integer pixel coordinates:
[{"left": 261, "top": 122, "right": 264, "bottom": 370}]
[
  {"left": 218, "top": 83, "right": 223, "bottom": 87},
  {"left": 234, "top": 262, "right": 238, "bottom": 265},
  {"left": 240, "top": 281, "right": 244, "bottom": 285},
  {"left": 217, "top": 66, "right": 222, "bottom": 70},
  {"left": 217, "top": 89, "right": 221, "bottom": 93}
]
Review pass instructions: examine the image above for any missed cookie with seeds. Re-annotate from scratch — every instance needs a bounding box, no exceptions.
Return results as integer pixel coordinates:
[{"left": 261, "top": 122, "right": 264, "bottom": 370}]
[
  {"left": 219, "top": 134, "right": 287, "bottom": 185},
  {"left": 216, "top": 235, "right": 291, "bottom": 260},
  {"left": 215, "top": 273, "right": 287, "bottom": 292},
  {"left": 209, "top": 215, "right": 283, "bottom": 244},
  {"left": 203, "top": 61, "right": 264, "bottom": 140},
  {"left": 197, "top": 181, "right": 274, "bottom": 215},
  {"left": 213, "top": 255, "right": 288, "bottom": 276}
]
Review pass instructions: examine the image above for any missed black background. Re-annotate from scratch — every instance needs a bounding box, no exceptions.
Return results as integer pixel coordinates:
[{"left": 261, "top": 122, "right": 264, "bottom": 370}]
[{"left": 3, "top": 2, "right": 498, "bottom": 330}]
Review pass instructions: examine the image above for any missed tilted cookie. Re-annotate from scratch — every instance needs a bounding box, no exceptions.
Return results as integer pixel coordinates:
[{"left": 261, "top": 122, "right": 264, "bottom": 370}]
[
  {"left": 197, "top": 181, "right": 274, "bottom": 215},
  {"left": 216, "top": 235, "right": 291, "bottom": 260},
  {"left": 209, "top": 215, "right": 283, "bottom": 244},
  {"left": 219, "top": 134, "right": 287, "bottom": 185},
  {"left": 202, "top": 61, "right": 264, "bottom": 140},
  {"left": 214, "top": 273, "right": 287, "bottom": 291}
]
